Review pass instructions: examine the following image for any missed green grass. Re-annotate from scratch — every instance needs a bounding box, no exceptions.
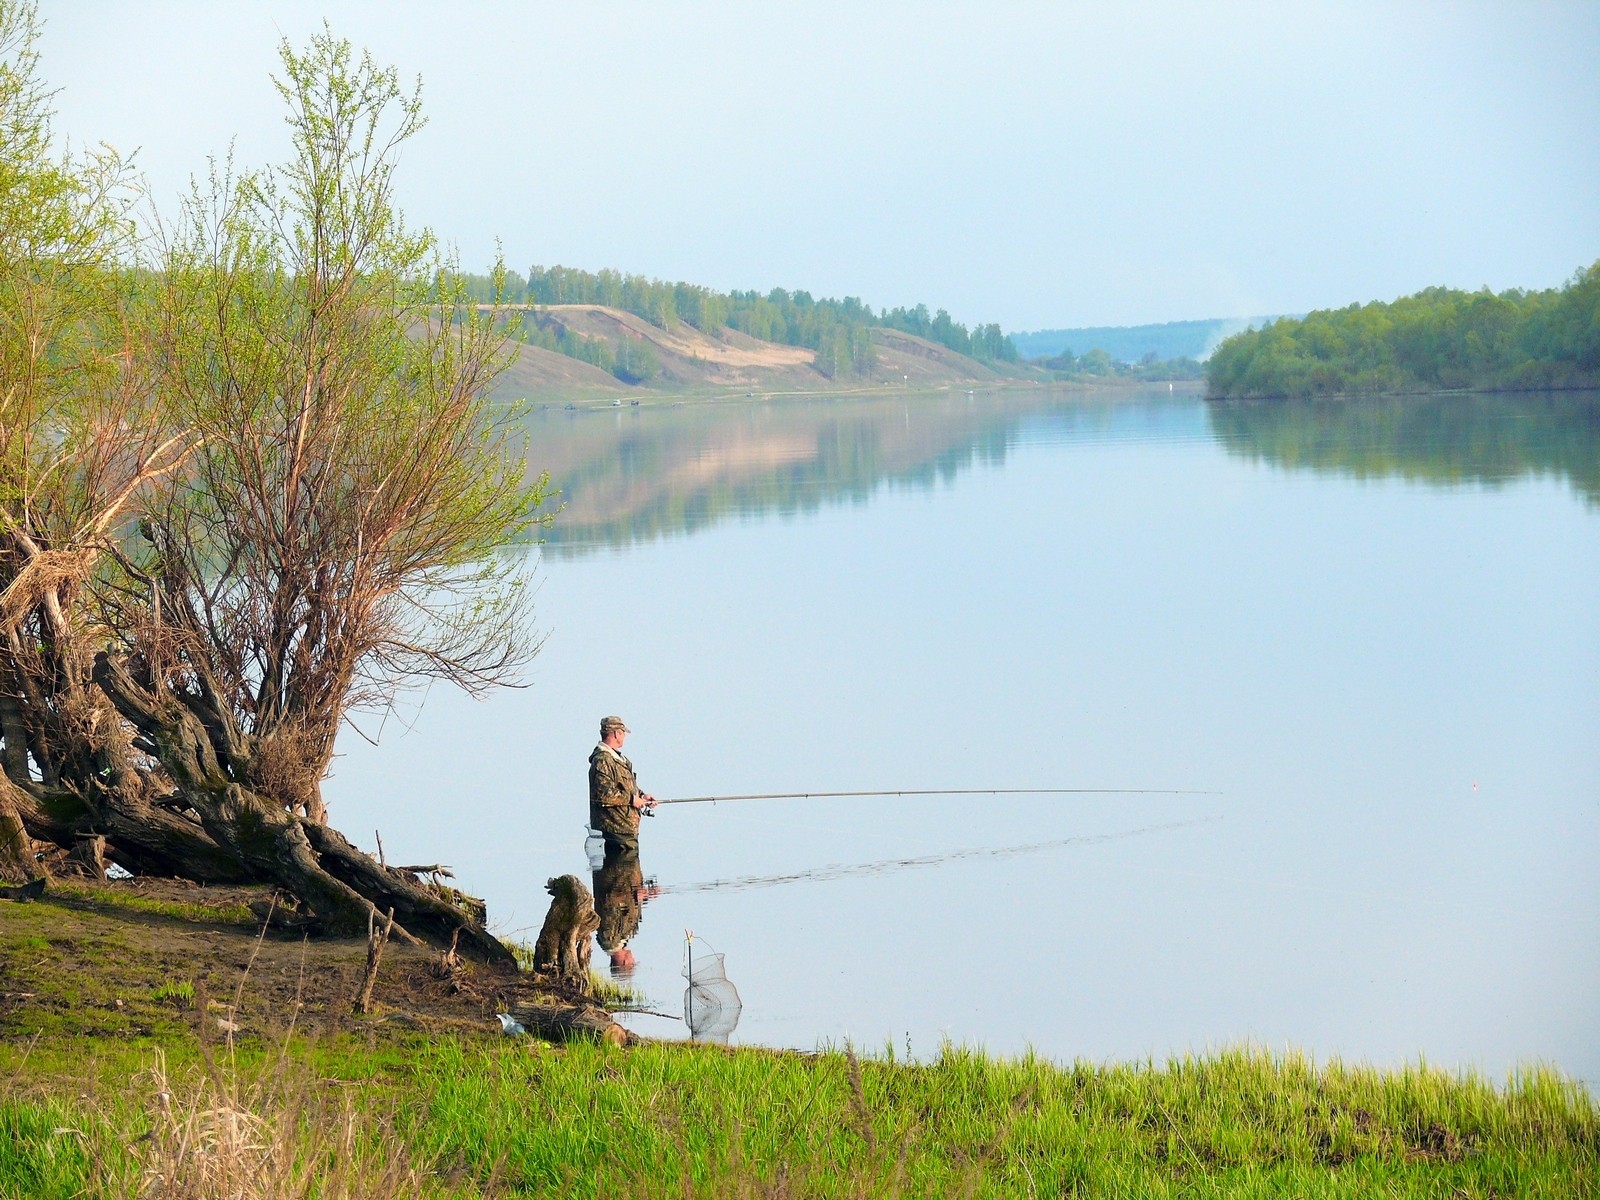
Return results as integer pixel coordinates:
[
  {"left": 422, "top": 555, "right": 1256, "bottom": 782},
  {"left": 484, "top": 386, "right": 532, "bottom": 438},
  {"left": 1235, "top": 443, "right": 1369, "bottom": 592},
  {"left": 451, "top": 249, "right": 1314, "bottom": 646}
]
[
  {"left": 503, "top": 935, "right": 540, "bottom": 974},
  {"left": 149, "top": 980, "right": 196, "bottom": 1009},
  {"left": 497, "top": 935, "right": 643, "bottom": 1008},
  {"left": 0, "top": 1093, "right": 118, "bottom": 1200},
  {"left": 586, "top": 969, "right": 643, "bottom": 1008},
  {"left": 0, "top": 903, "right": 204, "bottom": 1041},
  {"left": 47, "top": 880, "right": 258, "bottom": 926},
  {"left": 1, "top": 1035, "right": 1594, "bottom": 1198}
]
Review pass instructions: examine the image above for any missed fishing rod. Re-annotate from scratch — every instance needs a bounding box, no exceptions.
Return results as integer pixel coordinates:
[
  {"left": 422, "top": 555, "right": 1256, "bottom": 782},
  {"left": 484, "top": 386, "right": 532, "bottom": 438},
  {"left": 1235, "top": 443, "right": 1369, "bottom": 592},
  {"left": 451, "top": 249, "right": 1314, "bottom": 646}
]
[{"left": 653, "top": 786, "right": 1220, "bottom": 807}]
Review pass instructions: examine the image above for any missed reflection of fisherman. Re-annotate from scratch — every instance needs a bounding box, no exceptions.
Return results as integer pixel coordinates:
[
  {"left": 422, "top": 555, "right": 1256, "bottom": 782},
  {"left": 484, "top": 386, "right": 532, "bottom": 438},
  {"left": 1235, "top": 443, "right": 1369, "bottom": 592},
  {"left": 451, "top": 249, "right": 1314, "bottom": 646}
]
[
  {"left": 588, "top": 715, "right": 657, "bottom": 851},
  {"left": 593, "top": 839, "right": 645, "bottom": 975}
]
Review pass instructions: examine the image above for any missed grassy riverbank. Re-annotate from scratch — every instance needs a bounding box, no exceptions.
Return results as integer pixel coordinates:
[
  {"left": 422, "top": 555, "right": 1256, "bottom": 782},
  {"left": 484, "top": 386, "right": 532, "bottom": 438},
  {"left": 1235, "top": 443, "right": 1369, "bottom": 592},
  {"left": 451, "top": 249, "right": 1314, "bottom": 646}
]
[
  {"left": 5, "top": 1036, "right": 1594, "bottom": 1198},
  {"left": 2, "top": 882, "right": 1596, "bottom": 1197}
]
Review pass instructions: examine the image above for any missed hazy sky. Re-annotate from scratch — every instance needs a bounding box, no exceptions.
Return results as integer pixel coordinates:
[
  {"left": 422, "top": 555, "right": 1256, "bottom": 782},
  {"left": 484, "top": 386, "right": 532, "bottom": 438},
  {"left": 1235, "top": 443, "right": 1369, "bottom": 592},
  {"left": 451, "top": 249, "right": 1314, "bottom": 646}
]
[{"left": 37, "top": 1, "right": 1600, "bottom": 330}]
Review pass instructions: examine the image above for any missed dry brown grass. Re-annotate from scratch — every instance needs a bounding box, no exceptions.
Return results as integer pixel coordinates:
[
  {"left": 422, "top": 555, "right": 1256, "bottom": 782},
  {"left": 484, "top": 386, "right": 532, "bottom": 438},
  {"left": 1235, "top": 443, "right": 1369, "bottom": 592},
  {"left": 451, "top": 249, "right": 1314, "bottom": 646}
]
[{"left": 132, "top": 1049, "right": 430, "bottom": 1200}]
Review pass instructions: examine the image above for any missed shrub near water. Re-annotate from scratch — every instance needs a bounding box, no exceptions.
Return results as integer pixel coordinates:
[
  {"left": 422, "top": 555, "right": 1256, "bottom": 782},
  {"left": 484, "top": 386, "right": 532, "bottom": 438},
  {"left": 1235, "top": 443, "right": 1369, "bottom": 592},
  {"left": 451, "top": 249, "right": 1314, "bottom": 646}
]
[{"left": 4, "top": 1038, "right": 1594, "bottom": 1198}]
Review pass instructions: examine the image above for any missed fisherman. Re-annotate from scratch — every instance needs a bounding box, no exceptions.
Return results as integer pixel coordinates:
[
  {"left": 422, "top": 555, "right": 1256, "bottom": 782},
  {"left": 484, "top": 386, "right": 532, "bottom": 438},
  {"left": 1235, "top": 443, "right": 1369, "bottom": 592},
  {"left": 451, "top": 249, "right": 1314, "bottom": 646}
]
[{"left": 588, "top": 715, "right": 656, "bottom": 851}]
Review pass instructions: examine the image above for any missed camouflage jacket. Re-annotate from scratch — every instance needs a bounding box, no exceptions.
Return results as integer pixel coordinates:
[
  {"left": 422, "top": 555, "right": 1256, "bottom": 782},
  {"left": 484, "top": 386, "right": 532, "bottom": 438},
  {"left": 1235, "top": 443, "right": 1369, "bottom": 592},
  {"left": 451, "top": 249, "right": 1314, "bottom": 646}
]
[{"left": 589, "top": 743, "right": 641, "bottom": 839}]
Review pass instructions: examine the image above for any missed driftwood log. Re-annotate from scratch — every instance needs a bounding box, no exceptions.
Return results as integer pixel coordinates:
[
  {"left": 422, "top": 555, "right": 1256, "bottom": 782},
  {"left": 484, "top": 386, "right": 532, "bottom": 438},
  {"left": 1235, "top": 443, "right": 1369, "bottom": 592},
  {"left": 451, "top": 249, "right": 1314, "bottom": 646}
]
[
  {"left": 531, "top": 874, "right": 600, "bottom": 992},
  {"left": 509, "top": 1002, "right": 630, "bottom": 1047}
]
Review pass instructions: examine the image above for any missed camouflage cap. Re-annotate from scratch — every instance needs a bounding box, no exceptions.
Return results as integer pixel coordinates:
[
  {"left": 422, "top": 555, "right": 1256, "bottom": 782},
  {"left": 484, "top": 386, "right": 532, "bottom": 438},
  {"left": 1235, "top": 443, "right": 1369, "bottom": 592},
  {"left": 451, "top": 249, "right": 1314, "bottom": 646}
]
[{"left": 600, "top": 715, "right": 630, "bottom": 735}]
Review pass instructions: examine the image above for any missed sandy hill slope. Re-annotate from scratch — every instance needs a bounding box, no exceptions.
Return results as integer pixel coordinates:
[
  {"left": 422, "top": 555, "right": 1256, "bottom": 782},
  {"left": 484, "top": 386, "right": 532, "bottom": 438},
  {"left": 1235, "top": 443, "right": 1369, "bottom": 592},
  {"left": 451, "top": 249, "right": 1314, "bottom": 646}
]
[
  {"left": 486, "top": 305, "right": 1025, "bottom": 401},
  {"left": 868, "top": 327, "right": 1006, "bottom": 386},
  {"left": 535, "top": 304, "right": 818, "bottom": 390},
  {"left": 490, "top": 337, "right": 624, "bottom": 402}
]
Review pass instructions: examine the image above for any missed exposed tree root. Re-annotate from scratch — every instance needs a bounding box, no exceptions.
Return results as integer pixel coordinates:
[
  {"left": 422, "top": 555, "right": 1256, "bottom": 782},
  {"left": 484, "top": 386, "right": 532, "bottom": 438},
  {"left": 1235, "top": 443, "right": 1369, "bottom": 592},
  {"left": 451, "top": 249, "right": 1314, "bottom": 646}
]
[{"left": 70, "top": 651, "right": 517, "bottom": 966}]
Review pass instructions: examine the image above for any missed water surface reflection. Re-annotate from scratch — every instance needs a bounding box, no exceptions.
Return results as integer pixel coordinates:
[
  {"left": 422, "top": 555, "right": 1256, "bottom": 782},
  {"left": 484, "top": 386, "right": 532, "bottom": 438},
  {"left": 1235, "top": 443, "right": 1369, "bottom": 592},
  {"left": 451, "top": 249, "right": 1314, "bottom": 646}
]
[
  {"left": 529, "top": 386, "right": 1600, "bottom": 557},
  {"left": 591, "top": 837, "right": 654, "bottom": 977},
  {"left": 1207, "top": 389, "right": 1600, "bottom": 502},
  {"left": 532, "top": 388, "right": 1205, "bottom": 553}
]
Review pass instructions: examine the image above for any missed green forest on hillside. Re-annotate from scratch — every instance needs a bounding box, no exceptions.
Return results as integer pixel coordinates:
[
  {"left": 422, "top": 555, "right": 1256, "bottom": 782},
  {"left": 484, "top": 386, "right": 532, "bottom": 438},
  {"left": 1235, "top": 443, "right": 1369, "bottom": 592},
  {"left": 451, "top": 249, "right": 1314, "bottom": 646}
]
[
  {"left": 1035, "top": 345, "right": 1204, "bottom": 382},
  {"left": 464, "top": 267, "right": 1019, "bottom": 383},
  {"left": 1011, "top": 317, "right": 1266, "bottom": 363},
  {"left": 1206, "top": 264, "right": 1600, "bottom": 399}
]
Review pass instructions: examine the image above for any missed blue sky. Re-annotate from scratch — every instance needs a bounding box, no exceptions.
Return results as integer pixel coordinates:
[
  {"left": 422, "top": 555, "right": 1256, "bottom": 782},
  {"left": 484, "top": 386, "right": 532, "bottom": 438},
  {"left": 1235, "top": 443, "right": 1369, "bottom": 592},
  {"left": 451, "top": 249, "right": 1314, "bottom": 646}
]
[{"left": 39, "top": 0, "right": 1600, "bottom": 330}]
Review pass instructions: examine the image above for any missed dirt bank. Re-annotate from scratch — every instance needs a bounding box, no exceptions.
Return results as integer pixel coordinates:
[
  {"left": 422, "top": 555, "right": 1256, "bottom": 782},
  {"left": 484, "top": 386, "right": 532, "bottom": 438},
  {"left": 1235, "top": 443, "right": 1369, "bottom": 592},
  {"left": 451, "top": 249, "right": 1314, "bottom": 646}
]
[{"left": 0, "top": 877, "right": 534, "bottom": 1043}]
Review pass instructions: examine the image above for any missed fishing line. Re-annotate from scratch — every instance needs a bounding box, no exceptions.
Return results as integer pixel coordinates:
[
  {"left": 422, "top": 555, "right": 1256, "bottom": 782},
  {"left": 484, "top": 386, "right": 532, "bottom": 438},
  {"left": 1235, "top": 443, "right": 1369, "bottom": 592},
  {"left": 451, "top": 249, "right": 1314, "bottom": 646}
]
[
  {"left": 656, "top": 816, "right": 1219, "bottom": 896},
  {"left": 657, "top": 787, "right": 1221, "bottom": 806}
]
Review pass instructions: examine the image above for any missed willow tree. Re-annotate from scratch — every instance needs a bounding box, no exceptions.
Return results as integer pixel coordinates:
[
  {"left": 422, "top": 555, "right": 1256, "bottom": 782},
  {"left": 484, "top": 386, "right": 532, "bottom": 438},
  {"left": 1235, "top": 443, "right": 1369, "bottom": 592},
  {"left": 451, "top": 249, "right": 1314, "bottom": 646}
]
[
  {"left": 0, "top": 16, "right": 544, "bottom": 958},
  {"left": 76, "top": 30, "right": 548, "bottom": 955},
  {"left": 0, "top": 0, "right": 223, "bottom": 882}
]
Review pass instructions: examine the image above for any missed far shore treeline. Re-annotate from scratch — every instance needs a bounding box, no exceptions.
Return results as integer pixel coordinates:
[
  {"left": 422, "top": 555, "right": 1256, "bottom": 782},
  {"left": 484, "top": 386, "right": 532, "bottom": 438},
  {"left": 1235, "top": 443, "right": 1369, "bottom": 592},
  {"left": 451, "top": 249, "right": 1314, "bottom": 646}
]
[
  {"left": 1206, "top": 263, "right": 1600, "bottom": 400},
  {"left": 464, "top": 266, "right": 1021, "bottom": 382}
]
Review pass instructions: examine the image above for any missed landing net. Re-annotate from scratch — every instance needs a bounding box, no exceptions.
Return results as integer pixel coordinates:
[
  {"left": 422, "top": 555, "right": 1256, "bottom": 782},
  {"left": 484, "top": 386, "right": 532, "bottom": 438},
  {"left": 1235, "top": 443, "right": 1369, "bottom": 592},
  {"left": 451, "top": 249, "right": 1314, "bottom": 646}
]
[{"left": 683, "top": 942, "right": 742, "bottom": 1043}]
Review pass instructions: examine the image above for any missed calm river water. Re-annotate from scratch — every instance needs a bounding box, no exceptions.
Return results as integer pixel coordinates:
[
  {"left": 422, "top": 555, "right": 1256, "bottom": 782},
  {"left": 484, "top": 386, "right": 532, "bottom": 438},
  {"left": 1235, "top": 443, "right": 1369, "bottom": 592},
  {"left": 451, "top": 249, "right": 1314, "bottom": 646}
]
[{"left": 324, "top": 384, "right": 1599, "bottom": 1085}]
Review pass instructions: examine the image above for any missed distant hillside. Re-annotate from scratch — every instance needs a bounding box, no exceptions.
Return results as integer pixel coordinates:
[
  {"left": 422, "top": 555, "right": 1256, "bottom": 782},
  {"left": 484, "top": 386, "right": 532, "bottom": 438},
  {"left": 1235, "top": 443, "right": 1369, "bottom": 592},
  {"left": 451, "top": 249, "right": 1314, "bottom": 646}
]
[
  {"left": 485, "top": 305, "right": 1019, "bottom": 403},
  {"left": 1011, "top": 318, "right": 1281, "bottom": 364},
  {"left": 463, "top": 265, "right": 1023, "bottom": 392}
]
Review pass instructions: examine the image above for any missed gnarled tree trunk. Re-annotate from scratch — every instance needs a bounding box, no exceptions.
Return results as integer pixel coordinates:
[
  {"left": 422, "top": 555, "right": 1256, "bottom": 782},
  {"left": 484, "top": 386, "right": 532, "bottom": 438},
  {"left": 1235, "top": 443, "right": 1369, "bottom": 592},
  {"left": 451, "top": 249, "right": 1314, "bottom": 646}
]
[
  {"left": 93, "top": 651, "right": 514, "bottom": 964},
  {"left": 0, "top": 777, "right": 34, "bottom": 882},
  {"left": 531, "top": 874, "right": 600, "bottom": 992}
]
